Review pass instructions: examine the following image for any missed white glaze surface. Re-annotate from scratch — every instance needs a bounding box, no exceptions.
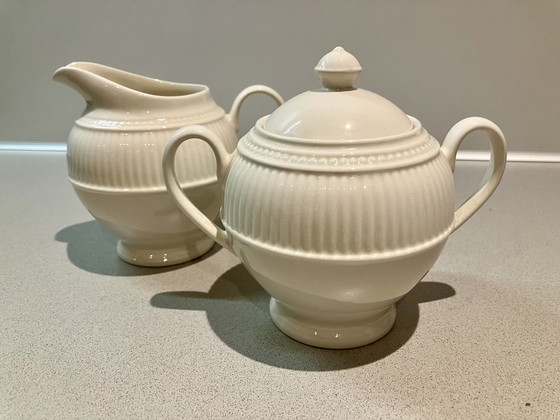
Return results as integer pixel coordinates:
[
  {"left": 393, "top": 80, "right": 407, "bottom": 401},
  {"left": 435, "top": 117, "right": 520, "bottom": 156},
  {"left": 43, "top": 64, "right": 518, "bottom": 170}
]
[
  {"left": 263, "top": 88, "right": 412, "bottom": 140},
  {"left": 162, "top": 48, "right": 506, "bottom": 348},
  {"left": 265, "top": 47, "right": 411, "bottom": 139},
  {"left": 54, "top": 63, "right": 282, "bottom": 265},
  {"left": 225, "top": 118, "right": 454, "bottom": 257}
]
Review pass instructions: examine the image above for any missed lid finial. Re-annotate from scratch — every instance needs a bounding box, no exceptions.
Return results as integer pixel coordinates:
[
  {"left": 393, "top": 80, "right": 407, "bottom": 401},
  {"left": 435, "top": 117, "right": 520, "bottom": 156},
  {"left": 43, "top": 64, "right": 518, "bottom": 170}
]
[{"left": 314, "top": 46, "right": 362, "bottom": 90}]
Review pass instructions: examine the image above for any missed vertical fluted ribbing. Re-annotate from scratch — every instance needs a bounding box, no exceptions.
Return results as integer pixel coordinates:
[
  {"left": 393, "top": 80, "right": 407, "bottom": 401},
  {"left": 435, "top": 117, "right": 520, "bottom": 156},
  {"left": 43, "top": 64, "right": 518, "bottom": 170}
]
[
  {"left": 222, "top": 153, "right": 454, "bottom": 256},
  {"left": 66, "top": 118, "right": 237, "bottom": 190},
  {"left": 301, "top": 172, "right": 314, "bottom": 251},
  {"left": 350, "top": 177, "right": 363, "bottom": 254},
  {"left": 376, "top": 171, "right": 388, "bottom": 252},
  {"left": 363, "top": 174, "right": 375, "bottom": 253},
  {"left": 411, "top": 164, "right": 428, "bottom": 245}
]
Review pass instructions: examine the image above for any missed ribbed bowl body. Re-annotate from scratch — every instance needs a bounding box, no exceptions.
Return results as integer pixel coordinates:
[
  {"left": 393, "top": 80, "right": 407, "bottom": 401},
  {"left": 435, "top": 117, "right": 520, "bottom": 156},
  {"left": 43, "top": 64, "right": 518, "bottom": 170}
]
[{"left": 223, "top": 116, "right": 455, "bottom": 306}]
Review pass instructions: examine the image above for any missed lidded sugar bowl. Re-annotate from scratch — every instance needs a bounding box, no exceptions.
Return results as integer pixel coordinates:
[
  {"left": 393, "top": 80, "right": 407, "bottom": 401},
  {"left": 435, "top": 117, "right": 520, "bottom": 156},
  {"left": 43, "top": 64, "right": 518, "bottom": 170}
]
[{"left": 162, "top": 47, "right": 507, "bottom": 349}]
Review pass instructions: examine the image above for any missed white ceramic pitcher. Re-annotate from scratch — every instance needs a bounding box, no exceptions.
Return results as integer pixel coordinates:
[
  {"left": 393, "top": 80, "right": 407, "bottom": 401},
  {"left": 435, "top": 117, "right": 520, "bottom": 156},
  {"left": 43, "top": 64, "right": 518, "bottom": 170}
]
[
  {"left": 162, "top": 47, "right": 507, "bottom": 348},
  {"left": 54, "top": 62, "right": 283, "bottom": 266}
]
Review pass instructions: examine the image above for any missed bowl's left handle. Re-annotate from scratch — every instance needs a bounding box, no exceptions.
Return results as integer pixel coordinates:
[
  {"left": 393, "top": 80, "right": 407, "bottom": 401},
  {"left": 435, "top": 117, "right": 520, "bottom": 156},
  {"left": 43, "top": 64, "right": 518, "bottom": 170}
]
[
  {"left": 162, "top": 125, "right": 235, "bottom": 253},
  {"left": 441, "top": 117, "right": 507, "bottom": 233}
]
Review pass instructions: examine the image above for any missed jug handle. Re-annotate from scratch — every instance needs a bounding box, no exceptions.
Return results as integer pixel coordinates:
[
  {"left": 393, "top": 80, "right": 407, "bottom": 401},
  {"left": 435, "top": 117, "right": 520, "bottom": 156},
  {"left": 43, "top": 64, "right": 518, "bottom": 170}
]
[
  {"left": 162, "top": 125, "right": 235, "bottom": 253},
  {"left": 226, "top": 85, "right": 284, "bottom": 132},
  {"left": 441, "top": 117, "right": 507, "bottom": 233}
]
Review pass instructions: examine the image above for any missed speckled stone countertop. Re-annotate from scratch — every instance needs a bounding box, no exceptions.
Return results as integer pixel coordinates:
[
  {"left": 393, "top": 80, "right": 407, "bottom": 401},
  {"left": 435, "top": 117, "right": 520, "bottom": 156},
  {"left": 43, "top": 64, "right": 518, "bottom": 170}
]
[{"left": 1, "top": 151, "right": 559, "bottom": 419}]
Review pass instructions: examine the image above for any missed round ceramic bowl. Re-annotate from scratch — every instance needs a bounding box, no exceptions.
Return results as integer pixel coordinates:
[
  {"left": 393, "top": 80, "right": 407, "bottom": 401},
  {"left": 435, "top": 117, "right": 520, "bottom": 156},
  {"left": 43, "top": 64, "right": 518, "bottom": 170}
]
[{"left": 162, "top": 47, "right": 507, "bottom": 349}]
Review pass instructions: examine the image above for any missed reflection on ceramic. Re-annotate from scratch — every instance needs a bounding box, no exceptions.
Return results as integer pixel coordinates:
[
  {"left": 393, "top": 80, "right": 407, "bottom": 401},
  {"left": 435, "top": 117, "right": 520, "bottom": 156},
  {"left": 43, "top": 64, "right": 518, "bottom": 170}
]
[
  {"left": 53, "top": 62, "right": 283, "bottom": 266},
  {"left": 162, "top": 47, "right": 507, "bottom": 348}
]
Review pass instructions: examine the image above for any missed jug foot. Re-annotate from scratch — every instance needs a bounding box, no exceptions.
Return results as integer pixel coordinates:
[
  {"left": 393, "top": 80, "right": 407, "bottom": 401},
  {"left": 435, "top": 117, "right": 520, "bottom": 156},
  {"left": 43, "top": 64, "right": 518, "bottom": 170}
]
[
  {"left": 117, "top": 236, "right": 214, "bottom": 267},
  {"left": 269, "top": 298, "right": 396, "bottom": 349}
]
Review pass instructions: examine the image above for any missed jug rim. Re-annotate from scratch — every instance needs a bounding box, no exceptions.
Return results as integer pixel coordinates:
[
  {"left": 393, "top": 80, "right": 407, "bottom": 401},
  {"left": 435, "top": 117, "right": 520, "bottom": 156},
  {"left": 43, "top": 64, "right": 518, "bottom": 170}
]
[{"left": 59, "top": 62, "right": 210, "bottom": 98}]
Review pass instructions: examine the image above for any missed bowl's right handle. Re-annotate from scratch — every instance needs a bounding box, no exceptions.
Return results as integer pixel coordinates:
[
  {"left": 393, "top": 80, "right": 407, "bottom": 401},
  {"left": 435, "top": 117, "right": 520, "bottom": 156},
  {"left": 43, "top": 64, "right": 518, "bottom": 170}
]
[
  {"left": 162, "top": 125, "right": 235, "bottom": 253},
  {"left": 441, "top": 117, "right": 507, "bottom": 233}
]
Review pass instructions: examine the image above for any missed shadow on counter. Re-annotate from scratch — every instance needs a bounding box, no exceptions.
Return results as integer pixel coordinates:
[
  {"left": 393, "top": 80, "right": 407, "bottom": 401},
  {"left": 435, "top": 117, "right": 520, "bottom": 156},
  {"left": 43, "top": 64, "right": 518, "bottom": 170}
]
[
  {"left": 55, "top": 220, "right": 220, "bottom": 276},
  {"left": 150, "top": 264, "right": 456, "bottom": 371}
]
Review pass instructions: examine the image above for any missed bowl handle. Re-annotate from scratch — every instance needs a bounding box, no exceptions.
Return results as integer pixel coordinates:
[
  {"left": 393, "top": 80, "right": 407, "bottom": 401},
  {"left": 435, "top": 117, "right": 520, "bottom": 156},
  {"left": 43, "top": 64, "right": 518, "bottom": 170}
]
[
  {"left": 162, "top": 125, "right": 235, "bottom": 253},
  {"left": 441, "top": 117, "right": 507, "bottom": 233}
]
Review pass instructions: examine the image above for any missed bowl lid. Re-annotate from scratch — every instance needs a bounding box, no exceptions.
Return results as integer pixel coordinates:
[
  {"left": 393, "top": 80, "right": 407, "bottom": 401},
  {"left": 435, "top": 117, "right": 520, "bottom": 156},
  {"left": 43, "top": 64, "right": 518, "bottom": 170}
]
[{"left": 264, "top": 47, "right": 413, "bottom": 140}]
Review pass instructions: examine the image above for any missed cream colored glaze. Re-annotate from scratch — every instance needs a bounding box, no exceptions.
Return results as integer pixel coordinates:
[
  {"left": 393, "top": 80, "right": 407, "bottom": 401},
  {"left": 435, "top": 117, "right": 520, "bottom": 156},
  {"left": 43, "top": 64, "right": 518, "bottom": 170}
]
[
  {"left": 54, "top": 62, "right": 283, "bottom": 266},
  {"left": 162, "top": 47, "right": 507, "bottom": 347}
]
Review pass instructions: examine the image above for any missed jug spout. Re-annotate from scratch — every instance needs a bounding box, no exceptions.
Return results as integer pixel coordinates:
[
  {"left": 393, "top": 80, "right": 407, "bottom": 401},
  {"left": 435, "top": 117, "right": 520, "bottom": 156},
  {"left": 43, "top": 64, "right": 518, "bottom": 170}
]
[
  {"left": 53, "top": 62, "right": 121, "bottom": 109},
  {"left": 53, "top": 62, "right": 208, "bottom": 112},
  {"left": 52, "top": 63, "right": 105, "bottom": 106}
]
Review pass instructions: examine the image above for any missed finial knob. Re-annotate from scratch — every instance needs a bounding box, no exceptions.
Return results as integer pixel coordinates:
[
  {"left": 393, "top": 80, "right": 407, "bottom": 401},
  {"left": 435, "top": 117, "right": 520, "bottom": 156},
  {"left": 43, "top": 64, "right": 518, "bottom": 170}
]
[{"left": 314, "top": 46, "right": 362, "bottom": 90}]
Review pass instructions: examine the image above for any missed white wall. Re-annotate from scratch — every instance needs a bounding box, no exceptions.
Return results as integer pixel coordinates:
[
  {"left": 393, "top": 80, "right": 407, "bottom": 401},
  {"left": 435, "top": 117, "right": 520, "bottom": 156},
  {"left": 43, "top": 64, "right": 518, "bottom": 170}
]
[{"left": 1, "top": 0, "right": 558, "bottom": 152}]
